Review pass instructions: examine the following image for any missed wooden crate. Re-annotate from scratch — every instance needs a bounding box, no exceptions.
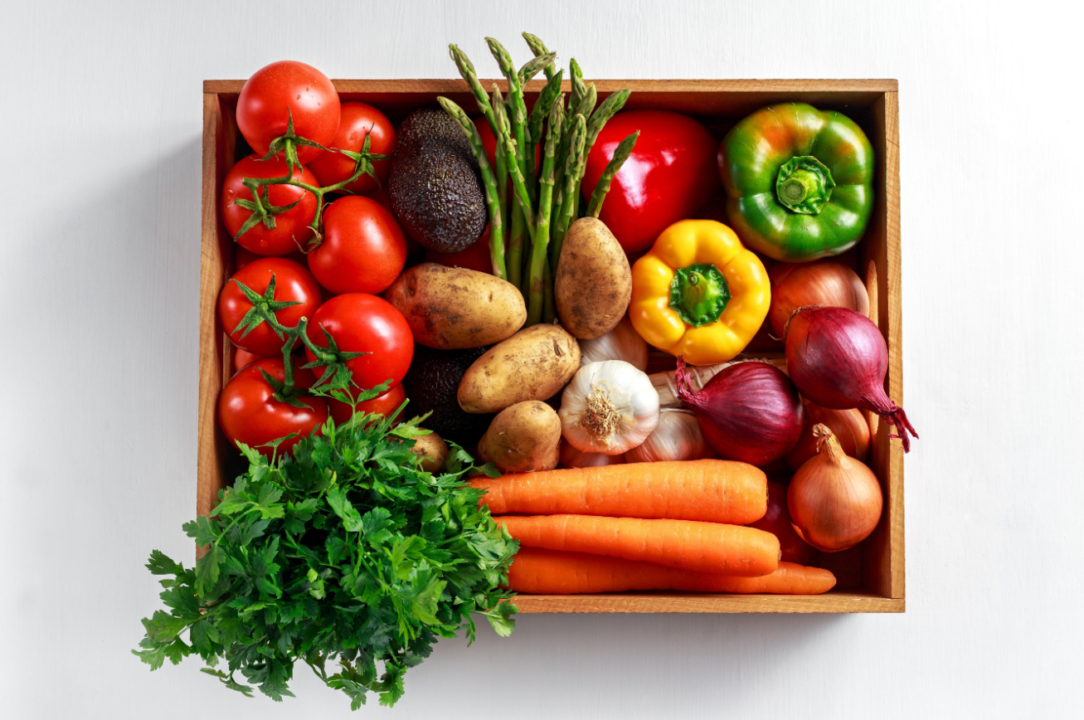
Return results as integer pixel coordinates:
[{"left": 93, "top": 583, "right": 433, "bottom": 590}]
[{"left": 200, "top": 79, "right": 904, "bottom": 614}]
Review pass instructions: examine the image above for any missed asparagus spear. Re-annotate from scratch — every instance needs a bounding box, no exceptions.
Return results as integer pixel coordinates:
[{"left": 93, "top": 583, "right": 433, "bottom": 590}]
[
  {"left": 493, "top": 93, "right": 524, "bottom": 290},
  {"left": 522, "top": 33, "right": 558, "bottom": 80},
  {"left": 575, "top": 82, "right": 597, "bottom": 122},
  {"left": 526, "top": 100, "right": 564, "bottom": 325},
  {"left": 491, "top": 85, "right": 509, "bottom": 237},
  {"left": 494, "top": 91, "right": 536, "bottom": 239},
  {"left": 585, "top": 88, "right": 631, "bottom": 157},
  {"left": 570, "top": 58, "right": 586, "bottom": 110},
  {"left": 486, "top": 38, "right": 534, "bottom": 203},
  {"left": 448, "top": 45, "right": 499, "bottom": 136},
  {"left": 527, "top": 69, "right": 564, "bottom": 157},
  {"left": 437, "top": 97, "right": 507, "bottom": 280},
  {"left": 549, "top": 113, "right": 587, "bottom": 271},
  {"left": 570, "top": 88, "right": 632, "bottom": 221},
  {"left": 517, "top": 51, "right": 556, "bottom": 87},
  {"left": 586, "top": 131, "right": 639, "bottom": 218}
]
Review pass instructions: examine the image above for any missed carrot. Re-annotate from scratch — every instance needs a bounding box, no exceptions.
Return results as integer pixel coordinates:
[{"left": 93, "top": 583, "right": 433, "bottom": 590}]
[
  {"left": 471, "top": 459, "right": 767, "bottom": 524},
  {"left": 508, "top": 548, "right": 836, "bottom": 595},
  {"left": 497, "top": 514, "right": 780, "bottom": 576}
]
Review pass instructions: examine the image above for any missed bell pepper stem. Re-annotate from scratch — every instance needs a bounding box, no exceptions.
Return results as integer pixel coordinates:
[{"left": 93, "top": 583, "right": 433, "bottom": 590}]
[
  {"left": 775, "top": 156, "right": 836, "bottom": 215},
  {"left": 669, "top": 263, "right": 731, "bottom": 327}
]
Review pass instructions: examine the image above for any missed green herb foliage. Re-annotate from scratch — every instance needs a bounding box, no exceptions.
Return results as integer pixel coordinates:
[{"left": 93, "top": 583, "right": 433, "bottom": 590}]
[{"left": 134, "top": 411, "right": 518, "bottom": 709}]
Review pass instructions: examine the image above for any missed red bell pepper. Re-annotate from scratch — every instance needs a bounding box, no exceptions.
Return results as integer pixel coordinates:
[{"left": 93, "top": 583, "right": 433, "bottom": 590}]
[{"left": 581, "top": 110, "right": 719, "bottom": 255}]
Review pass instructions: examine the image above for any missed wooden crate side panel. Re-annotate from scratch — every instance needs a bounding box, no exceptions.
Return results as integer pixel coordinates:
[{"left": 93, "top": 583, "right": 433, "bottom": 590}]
[
  {"left": 859, "top": 92, "right": 905, "bottom": 600},
  {"left": 205, "top": 78, "right": 898, "bottom": 95},
  {"left": 204, "top": 79, "right": 895, "bottom": 122},
  {"left": 197, "top": 93, "right": 234, "bottom": 528},
  {"left": 198, "top": 79, "right": 904, "bottom": 608},
  {"left": 514, "top": 592, "right": 904, "bottom": 614}
]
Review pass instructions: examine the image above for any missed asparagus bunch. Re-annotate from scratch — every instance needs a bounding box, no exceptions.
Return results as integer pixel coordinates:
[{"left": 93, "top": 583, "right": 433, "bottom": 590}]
[{"left": 439, "top": 33, "right": 638, "bottom": 326}]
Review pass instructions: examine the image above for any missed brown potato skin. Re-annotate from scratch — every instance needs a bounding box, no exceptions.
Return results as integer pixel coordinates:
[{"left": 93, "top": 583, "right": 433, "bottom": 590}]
[
  {"left": 384, "top": 263, "right": 526, "bottom": 349},
  {"left": 478, "top": 401, "right": 561, "bottom": 473},
  {"left": 458, "top": 324, "right": 581, "bottom": 414},
  {"left": 555, "top": 217, "right": 632, "bottom": 339},
  {"left": 409, "top": 431, "right": 449, "bottom": 473}
]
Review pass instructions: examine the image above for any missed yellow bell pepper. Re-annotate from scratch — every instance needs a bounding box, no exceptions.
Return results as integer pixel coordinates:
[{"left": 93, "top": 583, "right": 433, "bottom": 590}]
[{"left": 630, "top": 219, "right": 770, "bottom": 365}]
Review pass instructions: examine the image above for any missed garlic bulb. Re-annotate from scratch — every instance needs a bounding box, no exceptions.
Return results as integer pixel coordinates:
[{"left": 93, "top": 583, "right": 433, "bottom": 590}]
[
  {"left": 559, "top": 360, "right": 660, "bottom": 455},
  {"left": 624, "top": 409, "right": 709, "bottom": 463},
  {"left": 559, "top": 439, "right": 626, "bottom": 468},
  {"left": 579, "top": 317, "right": 648, "bottom": 371}
]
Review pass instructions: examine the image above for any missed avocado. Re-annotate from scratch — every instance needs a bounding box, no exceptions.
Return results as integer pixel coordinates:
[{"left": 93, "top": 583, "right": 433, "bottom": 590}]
[
  {"left": 389, "top": 106, "right": 487, "bottom": 253},
  {"left": 401, "top": 344, "right": 493, "bottom": 448}
]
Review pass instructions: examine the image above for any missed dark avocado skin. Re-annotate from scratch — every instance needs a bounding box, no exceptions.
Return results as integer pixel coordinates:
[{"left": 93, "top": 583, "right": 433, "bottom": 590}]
[
  {"left": 389, "top": 107, "right": 487, "bottom": 253},
  {"left": 401, "top": 344, "right": 492, "bottom": 448}
]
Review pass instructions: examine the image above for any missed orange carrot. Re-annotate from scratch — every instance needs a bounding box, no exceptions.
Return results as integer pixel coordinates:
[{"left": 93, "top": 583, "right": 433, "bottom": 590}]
[
  {"left": 471, "top": 459, "right": 767, "bottom": 524},
  {"left": 497, "top": 514, "right": 780, "bottom": 576},
  {"left": 508, "top": 548, "right": 836, "bottom": 595}
]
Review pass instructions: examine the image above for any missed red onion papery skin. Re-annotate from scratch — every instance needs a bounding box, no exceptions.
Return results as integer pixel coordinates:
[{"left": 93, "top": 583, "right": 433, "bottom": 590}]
[
  {"left": 676, "top": 357, "right": 804, "bottom": 467},
  {"left": 784, "top": 306, "right": 917, "bottom": 452}
]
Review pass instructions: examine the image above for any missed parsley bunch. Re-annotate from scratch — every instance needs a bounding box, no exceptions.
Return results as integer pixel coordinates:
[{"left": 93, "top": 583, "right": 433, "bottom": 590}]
[{"left": 134, "top": 412, "right": 518, "bottom": 709}]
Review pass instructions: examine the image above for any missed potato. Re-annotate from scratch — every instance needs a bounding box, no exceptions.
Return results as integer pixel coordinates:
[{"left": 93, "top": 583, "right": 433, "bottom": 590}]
[
  {"left": 385, "top": 263, "right": 527, "bottom": 349},
  {"left": 478, "top": 401, "right": 561, "bottom": 473},
  {"left": 458, "top": 324, "right": 581, "bottom": 414},
  {"left": 409, "top": 431, "right": 448, "bottom": 473},
  {"left": 554, "top": 217, "right": 632, "bottom": 339}
]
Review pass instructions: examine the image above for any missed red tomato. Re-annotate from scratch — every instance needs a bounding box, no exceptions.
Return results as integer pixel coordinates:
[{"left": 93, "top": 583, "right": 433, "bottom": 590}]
[
  {"left": 232, "top": 348, "right": 264, "bottom": 373},
  {"left": 307, "top": 196, "right": 407, "bottom": 294},
  {"left": 222, "top": 155, "right": 319, "bottom": 256},
  {"left": 424, "top": 225, "right": 493, "bottom": 274},
  {"left": 236, "top": 60, "right": 341, "bottom": 164},
  {"left": 218, "top": 357, "right": 328, "bottom": 457},
  {"left": 329, "top": 383, "right": 406, "bottom": 426},
  {"left": 218, "top": 258, "right": 323, "bottom": 357},
  {"left": 749, "top": 480, "right": 816, "bottom": 565},
  {"left": 305, "top": 294, "right": 413, "bottom": 391},
  {"left": 235, "top": 246, "right": 307, "bottom": 271},
  {"left": 307, "top": 102, "right": 395, "bottom": 194},
  {"left": 581, "top": 110, "right": 720, "bottom": 254}
]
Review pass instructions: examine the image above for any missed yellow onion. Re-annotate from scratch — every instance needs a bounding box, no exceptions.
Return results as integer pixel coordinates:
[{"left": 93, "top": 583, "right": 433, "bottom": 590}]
[
  {"left": 768, "top": 260, "right": 869, "bottom": 338},
  {"left": 788, "top": 424, "right": 883, "bottom": 552},
  {"left": 624, "top": 409, "right": 709, "bottom": 463},
  {"left": 786, "top": 401, "right": 871, "bottom": 470}
]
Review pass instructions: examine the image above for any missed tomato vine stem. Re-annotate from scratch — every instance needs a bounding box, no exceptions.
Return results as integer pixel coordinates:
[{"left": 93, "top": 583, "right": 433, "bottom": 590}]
[
  {"left": 232, "top": 117, "right": 390, "bottom": 245},
  {"left": 230, "top": 276, "right": 368, "bottom": 403}
]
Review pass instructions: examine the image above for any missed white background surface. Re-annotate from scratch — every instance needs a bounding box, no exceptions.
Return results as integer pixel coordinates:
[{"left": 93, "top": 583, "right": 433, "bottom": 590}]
[{"left": 2, "top": 0, "right": 1081, "bottom": 717}]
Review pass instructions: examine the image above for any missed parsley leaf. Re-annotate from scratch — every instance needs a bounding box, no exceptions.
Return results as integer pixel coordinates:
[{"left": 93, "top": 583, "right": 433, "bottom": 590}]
[{"left": 135, "top": 412, "right": 517, "bottom": 708}]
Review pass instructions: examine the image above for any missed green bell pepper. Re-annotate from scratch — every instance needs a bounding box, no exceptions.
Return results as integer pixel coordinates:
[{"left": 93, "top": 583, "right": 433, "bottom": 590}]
[{"left": 719, "top": 103, "right": 875, "bottom": 262}]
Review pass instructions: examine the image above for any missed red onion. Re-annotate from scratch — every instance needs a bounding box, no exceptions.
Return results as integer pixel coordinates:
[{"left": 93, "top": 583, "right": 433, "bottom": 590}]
[
  {"left": 784, "top": 306, "right": 917, "bottom": 452},
  {"left": 675, "top": 357, "right": 804, "bottom": 467}
]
